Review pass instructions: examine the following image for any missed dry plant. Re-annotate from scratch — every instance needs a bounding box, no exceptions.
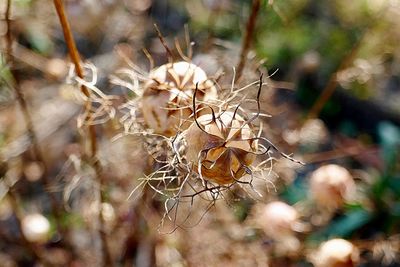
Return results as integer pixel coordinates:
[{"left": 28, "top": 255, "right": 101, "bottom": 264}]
[
  {"left": 66, "top": 62, "right": 117, "bottom": 128},
  {"left": 2, "top": 0, "right": 400, "bottom": 266},
  {"left": 111, "top": 32, "right": 304, "bottom": 231},
  {"left": 1, "top": 0, "right": 68, "bottom": 265}
]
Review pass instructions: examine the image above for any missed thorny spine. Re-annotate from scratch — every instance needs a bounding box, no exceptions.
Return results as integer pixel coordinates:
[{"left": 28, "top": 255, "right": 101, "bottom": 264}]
[{"left": 52, "top": 0, "right": 113, "bottom": 266}]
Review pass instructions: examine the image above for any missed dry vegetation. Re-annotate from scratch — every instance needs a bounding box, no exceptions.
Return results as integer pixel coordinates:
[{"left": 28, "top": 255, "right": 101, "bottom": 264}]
[{"left": 1, "top": 0, "right": 400, "bottom": 266}]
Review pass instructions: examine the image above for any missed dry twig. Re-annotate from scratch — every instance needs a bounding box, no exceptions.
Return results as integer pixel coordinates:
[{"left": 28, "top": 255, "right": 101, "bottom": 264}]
[
  {"left": 52, "top": 0, "right": 113, "bottom": 265},
  {"left": 3, "top": 0, "right": 64, "bottom": 243},
  {"left": 235, "top": 0, "right": 261, "bottom": 82}
]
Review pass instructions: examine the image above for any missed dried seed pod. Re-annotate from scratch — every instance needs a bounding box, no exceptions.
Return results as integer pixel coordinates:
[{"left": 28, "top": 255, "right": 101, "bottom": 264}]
[
  {"left": 310, "top": 164, "right": 355, "bottom": 210},
  {"left": 142, "top": 61, "right": 217, "bottom": 136},
  {"left": 257, "top": 201, "right": 298, "bottom": 239},
  {"left": 312, "top": 239, "right": 359, "bottom": 267},
  {"left": 21, "top": 213, "right": 50, "bottom": 243},
  {"left": 183, "top": 110, "right": 257, "bottom": 185}
]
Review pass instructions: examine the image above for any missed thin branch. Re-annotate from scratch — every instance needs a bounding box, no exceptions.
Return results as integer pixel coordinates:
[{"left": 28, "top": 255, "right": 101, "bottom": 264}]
[
  {"left": 303, "top": 144, "right": 379, "bottom": 164},
  {"left": 53, "top": 0, "right": 83, "bottom": 79},
  {"left": 5, "top": 0, "right": 12, "bottom": 61},
  {"left": 12, "top": 43, "right": 67, "bottom": 79},
  {"left": 4, "top": 0, "right": 64, "bottom": 237},
  {"left": 306, "top": 30, "right": 367, "bottom": 120},
  {"left": 154, "top": 23, "right": 174, "bottom": 63},
  {"left": 235, "top": 0, "right": 261, "bottom": 82},
  {"left": 203, "top": 8, "right": 220, "bottom": 52},
  {"left": 52, "top": 1, "right": 113, "bottom": 266},
  {"left": 143, "top": 48, "right": 154, "bottom": 70},
  {"left": 94, "top": 159, "right": 114, "bottom": 267},
  {"left": 53, "top": 0, "right": 97, "bottom": 157}
]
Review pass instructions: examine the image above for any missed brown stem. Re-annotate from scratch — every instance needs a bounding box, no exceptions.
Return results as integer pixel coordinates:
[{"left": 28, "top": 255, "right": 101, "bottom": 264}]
[
  {"left": 203, "top": 9, "right": 220, "bottom": 52},
  {"left": 4, "top": 0, "right": 63, "bottom": 236},
  {"left": 5, "top": 0, "right": 12, "bottom": 61},
  {"left": 52, "top": 0, "right": 83, "bottom": 79},
  {"left": 303, "top": 145, "right": 379, "bottom": 164},
  {"left": 12, "top": 78, "right": 64, "bottom": 213},
  {"left": 12, "top": 44, "right": 67, "bottom": 79},
  {"left": 52, "top": 1, "right": 113, "bottom": 265},
  {"left": 121, "top": 187, "right": 156, "bottom": 266},
  {"left": 53, "top": 0, "right": 97, "bottom": 157},
  {"left": 154, "top": 23, "right": 175, "bottom": 63},
  {"left": 235, "top": 0, "right": 261, "bottom": 82},
  {"left": 306, "top": 32, "right": 366, "bottom": 120},
  {"left": 94, "top": 160, "right": 114, "bottom": 267}
]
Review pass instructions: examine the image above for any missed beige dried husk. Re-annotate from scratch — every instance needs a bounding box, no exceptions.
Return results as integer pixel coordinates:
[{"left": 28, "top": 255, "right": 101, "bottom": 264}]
[
  {"left": 184, "top": 110, "right": 257, "bottom": 185},
  {"left": 312, "top": 238, "right": 359, "bottom": 267},
  {"left": 142, "top": 61, "right": 217, "bottom": 136},
  {"left": 310, "top": 164, "right": 355, "bottom": 210}
]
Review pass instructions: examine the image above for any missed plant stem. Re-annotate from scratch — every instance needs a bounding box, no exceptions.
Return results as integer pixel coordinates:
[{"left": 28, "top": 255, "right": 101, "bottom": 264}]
[
  {"left": 52, "top": 1, "right": 113, "bottom": 265},
  {"left": 306, "top": 31, "right": 367, "bottom": 120},
  {"left": 53, "top": 0, "right": 97, "bottom": 156},
  {"left": 235, "top": 0, "right": 261, "bottom": 82},
  {"left": 4, "top": 0, "right": 63, "bottom": 236},
  {"left": 94, "top": 159, "right": 114, "bottom": 267},
  {"left": 154, "top": 23, "right": 174, "bottom": 63},
  {"left": 5, "top": 0, "right": 12, "bottom": 61}
]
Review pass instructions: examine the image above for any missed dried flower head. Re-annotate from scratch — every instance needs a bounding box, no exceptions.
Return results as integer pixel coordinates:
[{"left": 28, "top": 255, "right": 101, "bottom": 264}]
[
  {"left": 184, "top": 110, "right": 257, "bottom": 185},
  {"left": 115, "top": 30, "right": 303, "bottom": 231},
  {"left": 256, "top": 201, "right": 298, "bottom": 239},
  {"left": 310, "top": 164, "right": 355, "bottom": 210},
  {"left": 312, "top": 238, "right": 359, "bottom": 267},
  {"left": 142, "top": 61, "right": 217, "bottom": 136},
  {"left": 129, "top": 75, "right": 304, "bottom": 232},
  {"left": 253, "top": 201, "right": 303, "bottom": 255},
  {"left": 21, "top": 213, "right": 50, "bottom": 243}
]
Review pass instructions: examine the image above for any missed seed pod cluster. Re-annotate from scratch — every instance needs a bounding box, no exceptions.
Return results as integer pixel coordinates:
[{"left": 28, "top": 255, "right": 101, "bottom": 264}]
[
  {"left": 142, "top": 61, "right": 217, "bottom": 136},
  {"left": 115, "top": 41, "right": 301, "bottom": 229},
  {"left": 137, "top": 63, "right": 294, "bottom": 188}
]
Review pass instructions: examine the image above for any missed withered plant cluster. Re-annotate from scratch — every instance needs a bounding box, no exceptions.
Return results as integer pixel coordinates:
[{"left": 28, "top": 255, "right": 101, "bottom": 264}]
[{"left": 108, "top": 29, "right": 303, "bottom": 231}]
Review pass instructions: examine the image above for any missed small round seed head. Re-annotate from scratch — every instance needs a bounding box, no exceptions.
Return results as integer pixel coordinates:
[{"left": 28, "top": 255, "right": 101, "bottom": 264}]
[
  {"left": 313, "top": 239, "right": 359, "bottom": 267},
  {"left": 21, "top": 213, "right": 50, "bottom": 243},
  {"left": 310, "top": 164, "right": 355, "bottom": 210},
  {"left": 183, "top": 111, "right": 257, "bottom": 185},
  {"left": 142, "top": 61, "right": 217, "bottom": 136},
  {"left": 257, "top": 201, "right": 298, "bottom": 239}
]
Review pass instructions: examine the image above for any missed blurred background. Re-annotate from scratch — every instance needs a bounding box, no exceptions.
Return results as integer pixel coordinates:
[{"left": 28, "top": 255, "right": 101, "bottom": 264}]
[{"left": 0, "top": 0, "right": 400, "bottom": 266}]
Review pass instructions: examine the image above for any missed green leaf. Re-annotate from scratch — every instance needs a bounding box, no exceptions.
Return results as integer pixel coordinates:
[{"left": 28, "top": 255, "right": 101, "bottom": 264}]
[
  {"left": 280, "top": 177, "right": 308, "bottom": 205},
  {"left": 379, "top": 122, "right": 400, "bottom": 147},
  {"left": 378, "top": 122, "right": 400, "bottom": 174},
  {"left": 308, "top": 208, "right": 372, "bottom": 242}
]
